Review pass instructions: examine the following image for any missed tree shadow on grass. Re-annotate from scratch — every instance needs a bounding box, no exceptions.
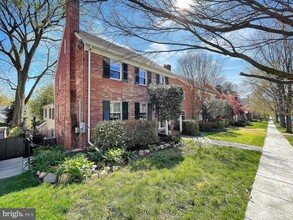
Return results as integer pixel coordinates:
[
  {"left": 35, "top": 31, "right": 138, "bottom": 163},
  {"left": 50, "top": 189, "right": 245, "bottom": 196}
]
[
  {"left": 0, "top": 171, "right": 41, "bottom": 197},
  {"left": 129, "top": 148, "right": 184, "bottom": 172},
  {"left": 203, "top": 130, "right": 242, "bottom": 138}
]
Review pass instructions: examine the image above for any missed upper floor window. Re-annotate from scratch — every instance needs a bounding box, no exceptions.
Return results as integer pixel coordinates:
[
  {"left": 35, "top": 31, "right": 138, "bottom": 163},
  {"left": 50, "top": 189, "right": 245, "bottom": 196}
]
[
  {"left": 49, "top": 108, "right": 54, "bottom": 120},
  {"left": 110, "top": 61, "right": 121, "bottom": 80},
  {"left": 139, "top": 69, "right": 146, "bottom": 85},
  {"left": 160, "top": 75, "right": 165, "bottom": 85}
]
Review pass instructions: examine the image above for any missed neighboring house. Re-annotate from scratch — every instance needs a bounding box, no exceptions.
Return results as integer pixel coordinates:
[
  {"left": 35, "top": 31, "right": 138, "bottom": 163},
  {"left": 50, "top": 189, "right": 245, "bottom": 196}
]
[
  {"left": 55, "top": 0, "right": 194, "bottom": 148},
  {"left": 36, "top": 104, "right": 55, "bottom": 137},
  {"left": 0, "top": 106, "right": 9, "bottom": 124}
]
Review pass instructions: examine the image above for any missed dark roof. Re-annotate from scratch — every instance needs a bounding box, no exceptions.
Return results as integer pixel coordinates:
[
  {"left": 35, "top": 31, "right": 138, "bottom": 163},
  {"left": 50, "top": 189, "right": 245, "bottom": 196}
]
[{"left": 75, "top": 30, "right": 175, "bottom": 77}]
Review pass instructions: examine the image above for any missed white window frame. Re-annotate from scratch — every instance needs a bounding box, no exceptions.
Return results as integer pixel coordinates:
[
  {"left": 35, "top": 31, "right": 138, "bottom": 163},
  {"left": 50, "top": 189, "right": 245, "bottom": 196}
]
[
  {"left": 110, "top": 59, "right": 122, "bottom": 81},
  {"left": 160, "top": 75, "right": 165, "bottom": 85},
  {"left": 138, "top": 69, "right": 147, "bottom": 85},
  {"left": 139, "top": 102, "right": 148, "bottom": 120},
  {"left": 44, "top": 109, "right": 47, "bottom": 119},
  {"left": 110, "top": 101, "right": 122, "bottom": 120}
]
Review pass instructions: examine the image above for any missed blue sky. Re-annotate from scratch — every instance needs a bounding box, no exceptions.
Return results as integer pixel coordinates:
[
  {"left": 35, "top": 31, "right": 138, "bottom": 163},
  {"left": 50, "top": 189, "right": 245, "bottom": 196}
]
[{"left": 0, "top": 0, "right": 252, "bottom": 99}]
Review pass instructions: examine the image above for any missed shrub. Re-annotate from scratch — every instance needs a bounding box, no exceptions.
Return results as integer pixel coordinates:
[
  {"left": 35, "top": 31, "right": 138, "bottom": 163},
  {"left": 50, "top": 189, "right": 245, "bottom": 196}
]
[
  {"left": 8, "top": 126, "right": 25, "bottom": 137},
  {"left": 33, "top": 145, "right": 64, "bottom": 155},
  {"left": 124, "top": 120, "right": 158, "bottom": 150},
  {"left": 93, "top": 120, "right": 126, "bottom": 150},
  {"left": 57, "top": 154, "right": 94, "bottom": 183},
  {"left": 88, "top": 147, "right": 135, "bottom": 168},
  {"left": 93, "top": 120, "right": 158, "bottom": 151},
  {"left": 31, "top": 151, "right": 65, "bottom": 173},
  {"left": 182, "top": 120, "right": 200, "bottom": 136},
  {"left": 170, "top": 135, "right": 181, "bottom": 144},
  {"left": 199, "top": 121, "right": 220, "bottom": 131}
]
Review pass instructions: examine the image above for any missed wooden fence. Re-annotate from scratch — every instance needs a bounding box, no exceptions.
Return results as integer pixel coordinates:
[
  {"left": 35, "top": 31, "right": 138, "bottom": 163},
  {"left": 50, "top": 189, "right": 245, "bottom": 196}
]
[{"left": 0, "top": 137, "right": 26, "bottom": 161}]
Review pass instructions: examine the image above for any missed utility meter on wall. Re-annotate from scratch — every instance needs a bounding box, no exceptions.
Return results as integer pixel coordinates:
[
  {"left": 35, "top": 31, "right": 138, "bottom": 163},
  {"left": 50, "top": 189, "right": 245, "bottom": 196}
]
[{"left": 80, "top": 121, "right": 86, "bottom": 134}]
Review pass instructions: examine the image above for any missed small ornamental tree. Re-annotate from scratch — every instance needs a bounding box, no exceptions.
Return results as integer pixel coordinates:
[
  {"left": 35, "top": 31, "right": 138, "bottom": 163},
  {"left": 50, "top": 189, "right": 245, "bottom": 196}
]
[{"left": 148, "top": 85, "right": 184, "bottom": 122}]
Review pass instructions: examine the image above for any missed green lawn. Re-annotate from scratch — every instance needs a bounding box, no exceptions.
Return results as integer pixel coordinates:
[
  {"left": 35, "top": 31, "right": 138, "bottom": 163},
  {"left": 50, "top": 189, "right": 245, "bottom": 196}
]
[
  {"left": 275, "top": 122, "right": 293, "bottom": 146},
  {"left": 0, "top": 143, "right": 261, "bottom": 220},
  {"left": 204, "top": 121, "right": 268, "bottom": 147}
]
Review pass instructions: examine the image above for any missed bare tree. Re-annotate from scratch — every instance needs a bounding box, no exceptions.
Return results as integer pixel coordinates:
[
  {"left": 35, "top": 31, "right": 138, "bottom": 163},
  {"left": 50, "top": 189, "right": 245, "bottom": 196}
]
[
  {"left": 84, "top": 0, "right": 293, "bottom": 83},
  {"left": 177, "top": 51, "right": 223, "bottom": 119},
  {"left": 0, "top": 0, "right": 65, "bottom": 127}
]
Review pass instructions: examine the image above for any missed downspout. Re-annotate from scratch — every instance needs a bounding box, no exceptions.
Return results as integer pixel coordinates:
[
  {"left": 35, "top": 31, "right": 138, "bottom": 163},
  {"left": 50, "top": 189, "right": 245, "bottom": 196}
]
[{"left": 87, "top": 46, "right": 94, "bottom": 146}]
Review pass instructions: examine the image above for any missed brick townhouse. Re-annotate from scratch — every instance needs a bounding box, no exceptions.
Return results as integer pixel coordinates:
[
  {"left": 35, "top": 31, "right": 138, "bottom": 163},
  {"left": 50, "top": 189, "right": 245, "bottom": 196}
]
[{"left": 55, "top": 0, "right": 195, "bottom": 148}]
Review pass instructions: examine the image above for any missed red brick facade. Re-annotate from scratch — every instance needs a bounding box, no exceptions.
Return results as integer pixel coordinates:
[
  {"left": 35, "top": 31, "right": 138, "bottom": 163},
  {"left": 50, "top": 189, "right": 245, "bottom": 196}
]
[{"left": 55, "top": 0, "right": 194, "bottom": 148}]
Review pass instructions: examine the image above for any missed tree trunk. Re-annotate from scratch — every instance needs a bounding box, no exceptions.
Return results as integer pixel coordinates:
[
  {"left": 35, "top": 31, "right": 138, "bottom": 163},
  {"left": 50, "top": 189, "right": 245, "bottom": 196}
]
[
  {"left": 11, "top": 72, "right": 27, "bottom": 127},
  {"left": 286, "top": 114, "right": 292, "bottom": 133},
  {"left": 275, "top": 112, "right": 279, "bottom": 123},
  {"left": 280, "top": 114, "right": 286, "bottom": 127}
]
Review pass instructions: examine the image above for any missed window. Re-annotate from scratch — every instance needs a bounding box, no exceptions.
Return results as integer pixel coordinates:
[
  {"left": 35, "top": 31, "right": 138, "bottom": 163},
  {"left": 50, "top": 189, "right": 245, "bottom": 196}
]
[
  {"left": 183, "top": 91, "right": 185, "bottom": 100},
  {"left": 110, "top": 60, "right": 121, "bottom": 80},
  {"left": 44, "top": 109, "right": 47, "bottom": 118},
  {"left": 140, "top": 103, "right": 147, "bottom": 120},
  {"left": 160, "top": 75, "right": 165, "bottom": 85},
  {"left": 182, "top": 110, "right": 186, "bottom": 120},
  {"left": 110, "top": 102, "right": 121, "bottom": 120},
  {"left": 135, "top": 102, "right": 148, "bottom": 120},
  {"left": 135, "top": 67, "right": 146, "bottom": 85},
  {"left": 49, "top": 108, "right": 54, "bottom": 120},
  {"left": 139, "top": 69, "right": 146, "bottom": 85}
]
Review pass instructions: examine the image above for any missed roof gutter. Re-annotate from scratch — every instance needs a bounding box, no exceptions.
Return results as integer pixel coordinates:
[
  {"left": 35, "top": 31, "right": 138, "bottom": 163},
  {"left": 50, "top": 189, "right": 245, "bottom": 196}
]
[{"left": 87, "top": 46, "right": 94, "bottom": 146}]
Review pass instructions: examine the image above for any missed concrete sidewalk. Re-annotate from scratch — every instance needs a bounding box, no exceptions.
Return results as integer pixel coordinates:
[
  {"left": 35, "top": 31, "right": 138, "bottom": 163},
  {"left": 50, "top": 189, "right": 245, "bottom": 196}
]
[
  {"left": 0, "top": 157, "right": 27, "bottom": 180},
  {"left": 245, "top": 121, "right": 293, "bottom": 220}
]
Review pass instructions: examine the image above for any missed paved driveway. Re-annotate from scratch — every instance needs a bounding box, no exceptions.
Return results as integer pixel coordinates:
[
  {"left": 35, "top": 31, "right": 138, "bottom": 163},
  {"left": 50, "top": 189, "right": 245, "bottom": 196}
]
[{"left": 0, "top": 157, "right": 27, "bottom": 180}]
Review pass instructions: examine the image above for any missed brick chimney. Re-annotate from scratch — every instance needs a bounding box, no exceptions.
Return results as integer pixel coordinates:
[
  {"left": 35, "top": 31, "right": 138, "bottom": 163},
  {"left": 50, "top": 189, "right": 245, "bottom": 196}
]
[
  {"left": 66, "top": 0, "right": 79, "bottom": 34},
  {"left": 164, "top": 64, "right": 171, "bottom": 71}
]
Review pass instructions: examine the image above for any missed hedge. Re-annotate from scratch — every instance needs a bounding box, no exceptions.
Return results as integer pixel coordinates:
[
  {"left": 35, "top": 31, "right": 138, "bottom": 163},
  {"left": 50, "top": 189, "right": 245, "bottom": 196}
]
[
  {"left": 182, "top": 120, "right": 200, "bottom": 136},
  {"left": 199, "top": 119, "right": 230, "bottom": 131},
  {"left": 93, "top": 120, "right": 158, "bottom": 151}
]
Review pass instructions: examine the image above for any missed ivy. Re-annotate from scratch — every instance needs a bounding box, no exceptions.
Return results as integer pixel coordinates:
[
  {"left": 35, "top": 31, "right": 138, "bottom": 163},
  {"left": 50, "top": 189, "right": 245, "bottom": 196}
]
[{"left": 148, "top": 84, "right": 184, "bottom": 121}]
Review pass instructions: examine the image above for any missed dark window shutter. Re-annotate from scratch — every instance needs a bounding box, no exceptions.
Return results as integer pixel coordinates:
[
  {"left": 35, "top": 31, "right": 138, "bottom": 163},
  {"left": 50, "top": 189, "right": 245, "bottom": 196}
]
[
  {"left": 135, "top": 103, "right": 140, "bottom": 119},
  {"left": 103, "top": 57, "right": 110, "bottom": 78},
  {"left": 156, "top": 74, "right": 160, "bottom": 85},
  {"left": 122, "top": 63, "right": 128, "bottom": 82},
  {"left": 147, "top": 71, "right": 152, "bottom": 86},
  {"left": 103, "top": 100, "right": 110, "bottom": 120},
  {"left": 135, "top": 67, "right": 139, "bottom": 84},
  {"left": 122, "top": 102, "right": 128, "bottom": 120},
  {"left": 148, "top": 103, "right": 152, "bottom": 120},
  {"left": 165, "top": 76, "right": 169, "bottom": 85}
]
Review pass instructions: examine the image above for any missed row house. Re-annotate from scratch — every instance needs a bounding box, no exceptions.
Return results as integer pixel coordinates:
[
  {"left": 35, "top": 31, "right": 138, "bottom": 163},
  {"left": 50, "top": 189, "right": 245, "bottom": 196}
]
[{"left": 55, "top": 0, "right": 193, "bottom": 148}]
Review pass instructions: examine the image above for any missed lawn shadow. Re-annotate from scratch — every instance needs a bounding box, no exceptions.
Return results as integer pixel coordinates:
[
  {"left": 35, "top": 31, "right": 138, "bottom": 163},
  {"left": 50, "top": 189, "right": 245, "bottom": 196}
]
[
  {"left": 129, "top": 148, "right": 184, "bottom": 172},
  {"left": 202, "top": 129, "right": 242, "bottom": 138},
  {"left": 0, "top": 171, "right": 41, "bottom": 197}
]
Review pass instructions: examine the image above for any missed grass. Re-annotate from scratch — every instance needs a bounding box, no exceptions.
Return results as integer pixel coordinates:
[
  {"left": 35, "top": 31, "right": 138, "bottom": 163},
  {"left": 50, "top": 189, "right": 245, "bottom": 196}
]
[
  {"left": 275, "top": 122, "right": 293, "bottom": 146},
  {"left": 0, "top": 143, "right": 261, "bottom": 220},
  {"left": 204, "top": 121, "right": 268, "bottom": 147}
]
